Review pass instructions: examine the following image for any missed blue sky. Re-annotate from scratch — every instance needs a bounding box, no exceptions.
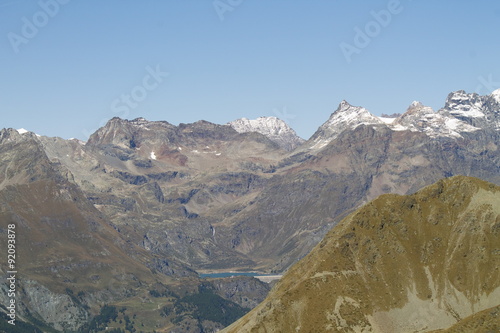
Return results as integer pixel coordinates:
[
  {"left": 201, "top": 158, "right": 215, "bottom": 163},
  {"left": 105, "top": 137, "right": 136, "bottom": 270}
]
[{"left": 1, "top": 0, "right": 500, "bottom": 140}]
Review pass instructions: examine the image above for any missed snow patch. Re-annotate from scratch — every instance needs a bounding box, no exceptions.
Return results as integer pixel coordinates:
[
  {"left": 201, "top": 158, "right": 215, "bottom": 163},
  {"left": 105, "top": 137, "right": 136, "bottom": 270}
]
[
  {"left": 449, "top": 108, "right": 485, "bottom": 118},
  {"left": 150, "top": 152, "right": 157, "bottom": 160},
  {"left": 16, "top": 128, "right": 29, "bottom": 134},
  {"left": 228, "top": 116, "right": 304, "bottom": 150},
  {"left": 491, "top": 88, "right": 500, "bottom": 102},
  {"left": 378, "top": 117, "right": 396, "bottom": 124}
]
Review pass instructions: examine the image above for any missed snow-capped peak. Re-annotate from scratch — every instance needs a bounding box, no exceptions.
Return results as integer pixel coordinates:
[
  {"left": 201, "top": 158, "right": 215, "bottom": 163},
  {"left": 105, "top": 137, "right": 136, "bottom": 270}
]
[
  {"left": 17, "top": 128, "right": 29, "bottom": 134},
  {"left": 491, "top": 88, "right": 500, "bottom": 103},
  {"left": 228, "top": 116, "right": 304, "bottom": 151},
  {"left": 229, "top": 116, "right": 290, "bottom": 136},
  {"left": 325, "top": 101, "right": 383, "bottom": 126},
  {"left": 391, "top": 101, "right": 479, "bottom": 137},
  {"left": 308, "top": 101, "right": 384, "bottom": 149},
  {"left": 443, "top": 90, "right": 485, "bottom": 118},
  {"left": 409, "top": 101, "right": 424, "bottom": 109}
]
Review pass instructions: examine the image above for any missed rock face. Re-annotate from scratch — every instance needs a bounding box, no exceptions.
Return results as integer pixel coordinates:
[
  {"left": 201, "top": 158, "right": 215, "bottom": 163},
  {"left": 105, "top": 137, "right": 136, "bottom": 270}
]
[
  {"left": 22, "top": 280, "right": 89, "bottom": 331},
  {"left": 439, "top": 89, "right": 500, "bottom": 130},
  {"left": 223, "top": 176, "right": 500, "bottom": 332},
  {"left": 228, "top": 116, "right": 304, "bottom": 151},
  {"left": 204, "top": 276, "right": 271, "bottom": 309}
]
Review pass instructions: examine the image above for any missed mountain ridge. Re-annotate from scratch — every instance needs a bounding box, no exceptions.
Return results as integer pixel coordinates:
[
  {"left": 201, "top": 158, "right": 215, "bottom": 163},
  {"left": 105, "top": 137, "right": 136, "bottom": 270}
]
[
  {"left": 228, "top": 116, "right": 304, "bottom": 151},
  {"left": 2, "top": 88, "right": 500, "bottom": 331}
]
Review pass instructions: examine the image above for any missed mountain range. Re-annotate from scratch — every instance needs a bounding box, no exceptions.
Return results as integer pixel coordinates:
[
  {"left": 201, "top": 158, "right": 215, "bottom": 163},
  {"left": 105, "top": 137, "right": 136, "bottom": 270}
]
[{"left": 1, "top": 88, "right": 500, "bottom": 331}]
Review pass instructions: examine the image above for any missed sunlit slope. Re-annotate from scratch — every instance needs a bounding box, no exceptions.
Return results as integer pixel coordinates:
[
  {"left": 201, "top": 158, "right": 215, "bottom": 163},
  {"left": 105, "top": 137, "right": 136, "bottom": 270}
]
[{"left": 223, "top": 176, "right": 500, "bottom": 332}]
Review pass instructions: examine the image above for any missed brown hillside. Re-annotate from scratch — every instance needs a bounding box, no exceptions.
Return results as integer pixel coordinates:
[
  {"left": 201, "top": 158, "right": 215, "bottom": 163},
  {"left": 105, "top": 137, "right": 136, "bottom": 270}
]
[{"left": 223, "top": 176, "right": 500, "bottom": 332}]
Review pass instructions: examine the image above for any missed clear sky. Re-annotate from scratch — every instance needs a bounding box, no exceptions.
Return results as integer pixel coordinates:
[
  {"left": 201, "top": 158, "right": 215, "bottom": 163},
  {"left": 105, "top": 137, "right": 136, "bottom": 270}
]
[{"left": 1, "top": 0, "right": 500, "bottom": 140}]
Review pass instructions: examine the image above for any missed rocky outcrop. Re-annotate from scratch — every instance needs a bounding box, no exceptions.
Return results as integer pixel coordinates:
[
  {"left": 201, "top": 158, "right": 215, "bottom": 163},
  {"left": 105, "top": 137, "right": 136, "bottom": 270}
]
[
  {"left": 204, "top": 276, "right": 271, "bottom": 309},
  {"left": 23, "top": 280, "right": 89, "bottom": 331}
]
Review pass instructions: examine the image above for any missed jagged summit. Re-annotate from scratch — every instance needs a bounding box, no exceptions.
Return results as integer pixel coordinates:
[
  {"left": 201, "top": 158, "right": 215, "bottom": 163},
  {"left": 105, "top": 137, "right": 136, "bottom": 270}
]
[
  {"left": 302, "top": 90, "right": 500, "bottom": 151},
  {"left": 442, "top": 90, "right": 485, "bottom": 118},
  {"left": 407, "top": 100, "right": 424, "bottom": 110},
  {"left": 227, "top": 116, "right": 304, "bottom": 151},
  {"left": 439, "top": 89, "right": 500, "bottom": 130},
  {"left": 307, "top": 101, "right": 384, "bottom": 149},
  {"left": 391, "top": 101, "right": 479, "bottom": 138}
]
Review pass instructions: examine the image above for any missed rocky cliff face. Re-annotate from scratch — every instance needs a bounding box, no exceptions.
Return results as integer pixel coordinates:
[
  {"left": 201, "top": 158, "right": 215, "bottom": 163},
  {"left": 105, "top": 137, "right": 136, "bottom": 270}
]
[{"left": 223, "top": 176, "right": 500, "bottom": 332}]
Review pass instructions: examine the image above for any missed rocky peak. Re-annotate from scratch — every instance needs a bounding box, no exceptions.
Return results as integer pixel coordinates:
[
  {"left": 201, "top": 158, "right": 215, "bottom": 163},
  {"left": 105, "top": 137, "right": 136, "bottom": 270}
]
[
  {"left": 392, "top": 101, "right": 479, "bottom": 138},
  {"left": 0, "top": 127, "right": 40, "bottom": 145},
  {"left": 439, "top": 90, "right": 500, "bottom": 130},
  {"left": 306, "top": 101, "right": 384, "bottom": 150},
  {"left": 406, "top": 100, "right": 425, "bottom": 111},
  {"left": 86, "top": 117, "right": 136, "bottom": 148},
  {"left": 442, "top": 90, "right": 486, "bottom": 118},
  {"left": 393, "top": 101, "right": 434, "bottom": 126},
  {"left": 228, "top": 116, "right": 304, "bottom": 151},
  {"left": 492, "top": 88, "right": 500, "bottom": 103}
]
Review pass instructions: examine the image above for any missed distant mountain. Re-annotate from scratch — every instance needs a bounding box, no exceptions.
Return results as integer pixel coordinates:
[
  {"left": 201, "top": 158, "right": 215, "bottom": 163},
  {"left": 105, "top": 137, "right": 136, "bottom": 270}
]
[
  {"left": 304, "top": 88, "right": 500, "bottom": 152},
  {"left": 228, "top": 116, "right": 304, "bottom": 151},
  {"left": 305, "top": 100, "right": 385, "bottom": 150},
  {"left": 223, "top": 176, "right": 500, "bottom": 332},
  {"left": 439, "top": 89, "right": 500, "bottom": 130}
]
